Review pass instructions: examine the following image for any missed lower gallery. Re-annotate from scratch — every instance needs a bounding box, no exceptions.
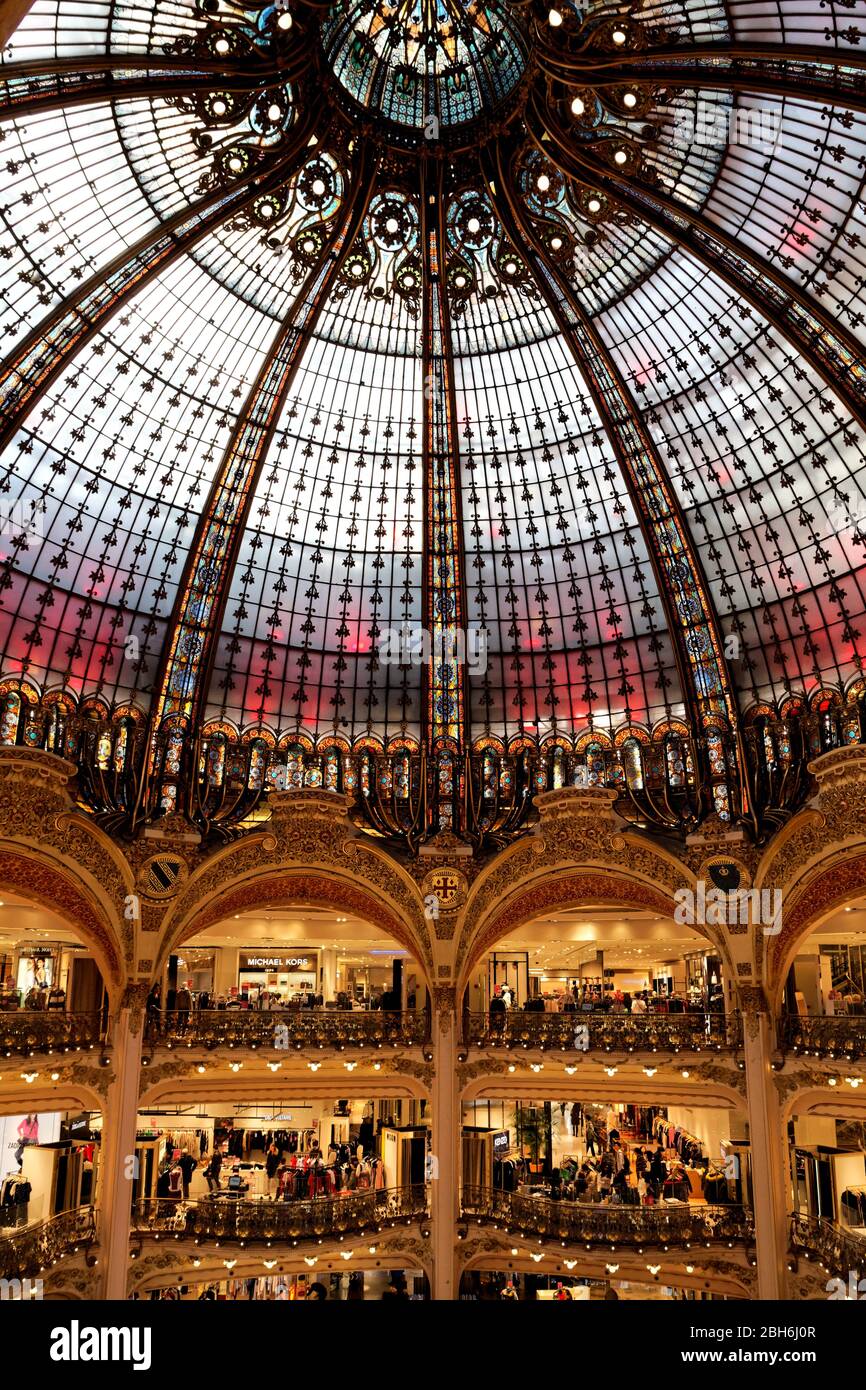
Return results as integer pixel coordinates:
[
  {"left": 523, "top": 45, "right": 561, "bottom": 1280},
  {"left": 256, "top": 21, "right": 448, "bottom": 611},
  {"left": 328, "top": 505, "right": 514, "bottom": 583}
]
[{"left": 0, "top": 0, "right": 865, "bottom": 1316}]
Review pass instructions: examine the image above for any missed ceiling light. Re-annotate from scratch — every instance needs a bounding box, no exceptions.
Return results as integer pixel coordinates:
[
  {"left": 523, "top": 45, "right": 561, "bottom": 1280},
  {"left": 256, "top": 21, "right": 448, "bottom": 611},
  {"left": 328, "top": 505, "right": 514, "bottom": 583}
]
[
  {"left": 612, "top": 27, "right": 626, "bottom": 44},
  {"left": 571, "top": 96, "right": 585, "bottom": 117},
  {"left": 604, "top": 1066, "right": 617, "bottom": 1077},
  {"left": 229, "top": 1062, "right": 242, "bottom": 1072},
  {"left": 537, "top": 174, "right": 550, "bottom": 192},
  {"left": 646, "top": 1263, "right": 661, "bottom": 1274},
  {"left": 605, "top": 1263, "right": 619, "bottom": 1274},
  {"left": 212, "top": 100, "right": 227, "bottom": 116},
  {"left": 303, "top": 1256, "right": 317, "bottom": 1267},
  {"left": 467, "top": 217, "right": 481, "bottom": 234},
  {"left": 614, "top": 149, "right": 628, "bottom": 166},
  {"left": 277, "top": 11, "right": 292, "bottom": 29},
  {"left": 587, "top": 197, "right": 602, "bottom": 214},
  {"left": 530, "top": 1252, "right": 544, "bottom": 1262},
  {"left": 312, "top": 178, "right": 326, "bottom": 197},
  {"left": 268, "top": 103, "right": 282, "bottom": 122},
  {"left": 548, "top": 9, "right": 563, "bottom": 25},
  {"left": 550, "top": 236, "right": 563, "bottom": 251},
  {"left": 215, "top": 38, "right": 230, "bottom": 53},
  {"left": 623, "top": 92, "right": 637, "bottom": 108},
  {"left": 308, "top": 1062, "right": 321, "bottom": 1072}
]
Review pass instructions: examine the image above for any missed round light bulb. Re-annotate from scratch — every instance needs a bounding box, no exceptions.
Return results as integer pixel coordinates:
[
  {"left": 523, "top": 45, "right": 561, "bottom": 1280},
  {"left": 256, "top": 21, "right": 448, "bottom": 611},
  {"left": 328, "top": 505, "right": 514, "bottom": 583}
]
[
  {"left": 467, "top": 216, "right": 481, "bottom": 234},
  {"left": 612, "top": 28, "right": 626, "bottom": 44},
  {"left": 278, "top": 11, "right": 293, "bottom": 29},
  {"left": 504, "top": 259, "right": 517, "bottom": 273},
  {"left": 571, "top": 96, "right": 585, "bottom": 117},
  {"left": 385, "top": 217, "right": 400, "bottom": 233},
  {"left": 537, "top": 174, "right": 550, "bottom": 192},
  {"left": 215, "top": 38, "right": 230, "bottom": 54},
  {"left": 549, "top": 8, "right": 563, "bottom": 25},
  {"left": 212, "top": 99, "right": 227, "bottom": 116},
  {"left": 614, "top": 149, "right": 628, "bottom": 165},
  {"left": 454, "top": 274, "right": 467, "bottom": 288},
  {"left": 623, "top": 92, "right": 637, "bottom": 108},
  {"left": 229, "top": 156, "right": 243, "bottom": 171},
  {"left": 312, "top": 178, "right": 326, "bottom": 196},
  {"left": 268, "top": 103, "right": 282, "bottom": 122},
  {"left": 550, "top": 236, "right": 563, "bottom": 250},
  {"left": 588, "top": 198, "right": 602, "bottom": 213}
]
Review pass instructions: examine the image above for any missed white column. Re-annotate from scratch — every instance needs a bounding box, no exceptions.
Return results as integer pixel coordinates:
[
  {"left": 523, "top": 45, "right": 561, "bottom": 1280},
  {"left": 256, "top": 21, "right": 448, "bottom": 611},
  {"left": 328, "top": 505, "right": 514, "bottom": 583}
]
[
  {"left": 742, "top": 1003, "right": 787, "bottom": 1300},
  {"left": 101, "top": 1002, "right": 144, "bottom": 1299},
  {"left": 321, "top": 948, "right": 337, "bottom": 1002},
  {"left": 430, "top": 989, "right": 458, "bottom": 1300}
]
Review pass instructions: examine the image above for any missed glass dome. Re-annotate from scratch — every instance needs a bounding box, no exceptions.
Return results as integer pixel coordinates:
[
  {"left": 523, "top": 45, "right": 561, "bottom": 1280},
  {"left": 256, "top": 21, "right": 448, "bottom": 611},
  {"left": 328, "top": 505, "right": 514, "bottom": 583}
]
[{"left": 321, "top": 0, "right": 528, "bottom": 135}]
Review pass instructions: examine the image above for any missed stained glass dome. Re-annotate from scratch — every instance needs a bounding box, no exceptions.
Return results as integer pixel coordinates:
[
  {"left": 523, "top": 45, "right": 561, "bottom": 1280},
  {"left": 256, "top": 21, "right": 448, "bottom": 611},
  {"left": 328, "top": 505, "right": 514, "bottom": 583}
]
[
  {"left": 0, "top": 0, "right": 865, "bottom": 850},
  {"left": 322, "top": 0, "right": 528, "bottom": 136}
]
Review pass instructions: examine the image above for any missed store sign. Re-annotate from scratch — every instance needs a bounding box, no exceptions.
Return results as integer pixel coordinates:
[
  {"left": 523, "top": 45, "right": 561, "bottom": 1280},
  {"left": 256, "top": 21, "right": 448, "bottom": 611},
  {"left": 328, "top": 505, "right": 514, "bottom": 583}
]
[
  {"left": 492, "top": 1130, "right": 510, "bottom": 1157},
  {"left": 239, "top": 951, "right": 317, "bottom": 972},
  {"left": 64, "top": 1113, "right": 92, "bottom": 1141}
]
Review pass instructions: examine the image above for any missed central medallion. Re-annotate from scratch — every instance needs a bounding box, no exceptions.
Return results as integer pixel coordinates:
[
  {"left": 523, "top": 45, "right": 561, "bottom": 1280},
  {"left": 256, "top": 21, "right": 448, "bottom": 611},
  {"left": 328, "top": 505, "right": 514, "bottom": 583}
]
[{"left": 321, "top": 0, "right": 528, "bottom": 142}]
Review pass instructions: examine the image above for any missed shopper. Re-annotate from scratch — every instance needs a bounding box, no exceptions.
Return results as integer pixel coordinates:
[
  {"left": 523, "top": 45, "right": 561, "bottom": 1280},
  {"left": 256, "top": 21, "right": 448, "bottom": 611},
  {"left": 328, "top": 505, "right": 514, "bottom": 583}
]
[
  {"left": 305, "top": 1282, "right": 328, "bottom": 1300},
  {"left": 266, "top": 1142, "right": 281, "bottom": 1198},
  {"left": 178, "top": 1149, "right": 197, "bottom": 1199},
  {"left": 204, "top": 1150, "right": 222, "bottom": 1193}
]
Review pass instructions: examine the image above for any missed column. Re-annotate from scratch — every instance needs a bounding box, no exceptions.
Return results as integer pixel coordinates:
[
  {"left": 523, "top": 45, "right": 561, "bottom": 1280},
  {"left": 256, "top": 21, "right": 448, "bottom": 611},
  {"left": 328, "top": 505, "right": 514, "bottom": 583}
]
[
  {"left": 740, "top": 990, "right": 788, "bottom": 1300},
  {"left": 100, "top": 995, "right": 145, "bottom": 1300},
  {"left": 321, "top": 948, "right": 337, "bottom": 1002},
  {"left": 431, "top": 987, "right": 459, "bottom": 1300}
]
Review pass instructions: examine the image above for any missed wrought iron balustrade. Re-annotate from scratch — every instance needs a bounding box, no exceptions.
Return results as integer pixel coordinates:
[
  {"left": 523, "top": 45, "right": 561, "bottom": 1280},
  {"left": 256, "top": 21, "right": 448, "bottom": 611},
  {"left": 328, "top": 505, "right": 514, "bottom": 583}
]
[
  {"left": 778, "top": 1012, "right": 866, "bottom": 1060},
  {"left": 789, "top": 1212, "right": 866, "bottom": 1279},
  {"left": 0, "top": 1010, "right": 104, "bottom": 1057},
  {"left": 465, "top": 1009, "right": 741, "bottom": 1053},
  {"left": 0, "top": 1205, "right": 97, "bottom": 1281},
  {"left": 4, "top": 692, "right": 860, "bottom": 846},
  {"left": 461, "top": 1186, "right": 753, "bottom": 1248},
  {"left": 131, "top": 1186, "right": 429, "bottom": 1245},
  {"left": 146, "top": 1008, "right": 427, "bottom": 1050}
]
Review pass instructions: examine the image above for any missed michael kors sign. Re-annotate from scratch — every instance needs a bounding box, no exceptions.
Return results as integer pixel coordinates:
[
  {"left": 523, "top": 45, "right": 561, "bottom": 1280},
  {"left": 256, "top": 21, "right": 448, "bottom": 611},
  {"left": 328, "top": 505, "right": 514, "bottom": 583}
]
[{"left": 239, "top": 951, "right": 317, "bottom": 972}]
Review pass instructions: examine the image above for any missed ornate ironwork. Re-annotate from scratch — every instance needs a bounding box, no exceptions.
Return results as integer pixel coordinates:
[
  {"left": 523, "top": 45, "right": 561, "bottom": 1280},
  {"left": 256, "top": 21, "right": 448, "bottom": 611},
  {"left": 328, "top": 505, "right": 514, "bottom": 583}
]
[
  {"left": 145, "top": 1007, "right": 426, "bottom": 1050},
  {"left": 465, "top": 1009, "right": 741, "bottom": 1053},
  {"left": 789, "top": 1212, "right": 866, "bottom": 1280},
  {"left": 0, "top": 1206, "right": 97, "bottom": 1282},
  {"left": 0, "top": 1010, "right": 104, "bottom": 1057},
  {"left": 461, "top": 1186, "right": 754, "bottom": 1248},
  {"left": 778, "top": 1013, "right": 866, "bottom": 1061},
  {"left": 131, "top": 1187, "right": 429, "bottom": 1244}
]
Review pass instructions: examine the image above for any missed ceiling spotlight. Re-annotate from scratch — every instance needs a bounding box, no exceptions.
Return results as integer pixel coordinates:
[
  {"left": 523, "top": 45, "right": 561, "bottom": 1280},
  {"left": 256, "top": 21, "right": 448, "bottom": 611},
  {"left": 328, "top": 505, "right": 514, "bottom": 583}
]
[
  {"left": 614, "top": 149, "right": 628, "bottom": 166},
  {"left": 312, "top": 178, "right": 326, "bottom": 197},
  {"left": 681, "top": 1069, "right": 690, "bottom": 1079},
  {"left": 212, "top": 99, "right": 227, "bottom": 116},
  {"left": 223, "top": 1259, "right": 237, "bottom": 1270},
  {"left": 215, "top": 37, "right": 230, "bottom": 53},
  {"left": 563, "top": 1259, "right": 577, "bottom": 1269},
  {"left": 587, "top": 197, "right": 602, "bottom": 214},
  {"left": 564, "top": 1064, "right": 576, "bottom": 1075},
  {"left": 643, "top": 1066, "right": 657, "bottom": 1077},
  {"left": 267, "top": 1062, "right": 282, "bottom": 1072},
  {"left": 605, "top": 1263, "right": 619, "bottom": 1274},
  {"left": 604, "top": 1066, "right": 618, "bottom": 1077},
  {"left": 550, "top": 236, "right": 563, "bottom": 251},
  {"left": 571, "top": 96, "right": 585, "bottom": 117},
  {"left": 344, "top": 1061, "right": 357, "bottom": 1071},
  {"left": 530, "top": 1063, "right": 543, "bottom": 1073},
  {"left": 340, "top": 1250, "right": 354, "bottom": 1260},
  {"left": 263, "top": 1260, "right": 277, "bottom": 1270},
  {"left": 530, "top": 1252, "right": 544, "bottom": 1262},
  {"left": 277, "top": 11, "right": 292, "bottom": 29},
  {"left": 623, "top": 92, "right": 637, "bottom": 108},
  {"left": 229, "top": 1062, "right": 242, "bottom": 1072},
  {"left": 549, "top": 8, "right": 563, "bottom": 25},
  {"left": 20, "top": 1072, "right": 36, "bottom": 1084},
  {"left": 467, "top": 217, "right": 481, "bottom": 234},
  {"left": 646, "top": 1263, "right": 661, "bottom": 1274},
  {"left": 303, "top": 1256, "right": 317, "bottom": 1267},
  {"left": 267, "top": 103, "right": 282, "bottom": 122},
  {"left": 612, "top": 27, "right": 627, "bottom": 44},
  {"left": 228, "top": 156, "right": 243, "bottom": 172},
  {"left": 537, "top": 174, "right": 551, "bottom": 192},
  {"left": 308, "top": 1062, "right": 321, "bottom": 1072},
  {"left": 511, "top": 1248, "right": 519, "bottom": 1256}
]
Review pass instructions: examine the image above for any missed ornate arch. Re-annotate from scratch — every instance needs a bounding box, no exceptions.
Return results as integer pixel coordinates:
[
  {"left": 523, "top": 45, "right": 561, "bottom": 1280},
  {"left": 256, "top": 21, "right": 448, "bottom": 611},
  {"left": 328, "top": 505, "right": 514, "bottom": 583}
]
[
  {"left": 765, "top": 850, "right": 866, "bottom": 1007},
  {"left": 0, "top": 848, "right": 123, "bottom": 994}
]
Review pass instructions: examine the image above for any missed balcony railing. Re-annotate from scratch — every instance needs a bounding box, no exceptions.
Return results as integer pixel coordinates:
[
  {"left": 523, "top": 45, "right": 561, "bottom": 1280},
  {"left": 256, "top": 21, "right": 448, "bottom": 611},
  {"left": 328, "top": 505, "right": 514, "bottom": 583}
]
[
  {"left": 465, "top": 1010, "right": 741, "bottom": 1054},
  {"left": 0, "top": 1205, "right": 97, "bottom": 1281},
  {"left": 778, "top": 1013, "right": 866, "bottom": 1060},
  {"left": 145, "top": 1008, "right": 427, "bottom": 1051},
  {"left": 0, "top": 1010, "right": 104, "bottom": 1057},
  {"left": 789, "top": 1212, "right": 866, "bottom": 1279},
  {"left": 131, "top": 1186, "right": 429, "bottom": 1245},
  {"left": 461, "top": 1186, "right": 754, "bottom": 1248}
]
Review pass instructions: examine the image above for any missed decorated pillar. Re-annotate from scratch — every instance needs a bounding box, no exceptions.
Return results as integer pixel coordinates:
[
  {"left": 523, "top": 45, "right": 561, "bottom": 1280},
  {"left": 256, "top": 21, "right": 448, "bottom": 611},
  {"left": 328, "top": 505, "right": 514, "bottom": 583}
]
[
  {"left": 739, "top": 985, "right": 788, "bottom": 1300},
  {"left": 430, "top": 985, "right": 459, "bottom": 1300},
  {"left": 100, "top": 986, "right": 147, "bottom": 1300}
]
